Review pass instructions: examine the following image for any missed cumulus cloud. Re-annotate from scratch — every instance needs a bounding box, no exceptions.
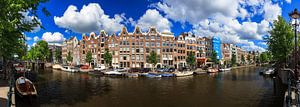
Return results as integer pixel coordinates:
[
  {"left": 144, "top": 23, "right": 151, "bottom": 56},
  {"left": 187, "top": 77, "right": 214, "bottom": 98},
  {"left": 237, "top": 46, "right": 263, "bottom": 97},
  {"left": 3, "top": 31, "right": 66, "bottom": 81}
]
[
  {"left": 25, "top": 36, "right": 32, "bottom": 41},
  {"left": 42, "top": 32, "right": 65, "bottom": 43},
  {"left": 54, "top": 3, "right": 125, "bottom": 34},
  {"left": 135, "top": 9, "right": 172, "bottom": 32},
  {"left": 155, "top": 0, "right": 239, "bottom": 24},
  {"left": 34, "top": 36, "right": 39, "bottom": 41},
  {"left": 285, "top": 0, "right": 291, "bottom": 4},
  {"left": 242, "top": 41, "right": 266, "bottom": 52},
  {"left": 263, "top": 1, "right": 282, "bottom": 22}
]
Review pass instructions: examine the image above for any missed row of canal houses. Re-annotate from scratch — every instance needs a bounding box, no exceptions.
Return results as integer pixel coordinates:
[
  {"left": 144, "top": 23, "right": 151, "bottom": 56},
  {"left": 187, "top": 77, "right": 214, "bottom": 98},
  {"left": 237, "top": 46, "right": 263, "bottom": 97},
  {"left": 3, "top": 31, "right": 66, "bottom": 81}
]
[{"left": 61, "top": 26, "right": 258, "bottom": 69}]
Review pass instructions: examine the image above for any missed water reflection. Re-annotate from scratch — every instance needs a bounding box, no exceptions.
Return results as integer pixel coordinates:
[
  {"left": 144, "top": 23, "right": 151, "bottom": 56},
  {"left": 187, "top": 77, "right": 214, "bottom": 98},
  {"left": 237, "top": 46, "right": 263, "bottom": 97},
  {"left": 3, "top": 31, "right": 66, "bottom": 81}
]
[{"left": 16, "top": 67, "right": 285, "bottom": 107}]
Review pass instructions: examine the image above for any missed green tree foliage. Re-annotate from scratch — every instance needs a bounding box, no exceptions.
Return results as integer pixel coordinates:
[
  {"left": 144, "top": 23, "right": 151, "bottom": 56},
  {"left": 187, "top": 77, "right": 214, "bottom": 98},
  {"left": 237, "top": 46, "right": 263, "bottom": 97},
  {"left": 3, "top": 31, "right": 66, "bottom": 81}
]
[
  {"left": 147, "top": 51, "right": 158, "bottom": 71},
  {"left": 231, "top": 54, "right": 237, "bottom": 66},
  {"left": 211, "top": 51, "right": 218, "bottom": 64},
  {"left": 54, "top": 48, "right": 61, "bottom": 63},
  {"left": 241, "top": 55, "right": 245, "bottom": 64},
  {"left": 103, "top": 49, "right": 112, "bottom": 68},
  {"left": 186, "top": 52, "right": 196, "bottom": 69},
  {"left": 0, "top": 0, "right": 49, "bottom": 60},
  {"left": 86, "top": 51, "right": 93, "bottom": 65},
  {"left": 67, "top": 51, "right": 73, "bottom": 64},
  {"left": 35, "top": 40, "right": 50, "bottom": 61},
  {"left": 24, "top": 40, "right": 50, "bottom": 62},
  {"left": 259, "top": 52, "right": 269, "bottom": 63},
  {"left": 267, "top": 16, "right": 294, "bottom": 63},
  {"left": 247, "top": 54, "right": 251, "bottom": 62}
]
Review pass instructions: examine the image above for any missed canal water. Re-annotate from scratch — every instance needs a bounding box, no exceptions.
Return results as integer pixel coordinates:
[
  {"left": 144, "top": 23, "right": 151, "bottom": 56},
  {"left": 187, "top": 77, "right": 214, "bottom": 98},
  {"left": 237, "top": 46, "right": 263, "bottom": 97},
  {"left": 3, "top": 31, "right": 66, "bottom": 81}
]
[{"left": 16, "top": 67, "right": 286, "bottom": 107}]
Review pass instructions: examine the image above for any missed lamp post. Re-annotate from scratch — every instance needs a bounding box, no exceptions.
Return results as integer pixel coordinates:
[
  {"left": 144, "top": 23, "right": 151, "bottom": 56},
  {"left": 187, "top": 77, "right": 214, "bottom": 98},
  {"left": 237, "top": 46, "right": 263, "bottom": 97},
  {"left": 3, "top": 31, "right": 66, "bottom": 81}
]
[{"left": 289, "top": 8, "right": 300, "bottom": 79}]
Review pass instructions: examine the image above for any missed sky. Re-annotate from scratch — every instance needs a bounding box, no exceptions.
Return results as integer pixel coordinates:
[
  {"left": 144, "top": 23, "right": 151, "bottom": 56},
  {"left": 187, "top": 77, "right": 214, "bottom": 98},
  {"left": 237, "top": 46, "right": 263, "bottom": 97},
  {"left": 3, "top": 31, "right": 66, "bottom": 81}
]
[{"left": 23, "top": 0, "right": 300, "bottom": 52}]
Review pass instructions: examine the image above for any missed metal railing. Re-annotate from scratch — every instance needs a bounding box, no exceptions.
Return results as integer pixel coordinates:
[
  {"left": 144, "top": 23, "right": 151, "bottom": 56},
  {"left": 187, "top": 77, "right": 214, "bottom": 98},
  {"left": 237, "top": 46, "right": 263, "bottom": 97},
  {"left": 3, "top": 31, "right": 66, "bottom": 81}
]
[
  {"left": 6, "top": 68, "right": 15, "bottom": 107},
  {"left": 285, "top": 68, "right": 300, "bottom": 107}
]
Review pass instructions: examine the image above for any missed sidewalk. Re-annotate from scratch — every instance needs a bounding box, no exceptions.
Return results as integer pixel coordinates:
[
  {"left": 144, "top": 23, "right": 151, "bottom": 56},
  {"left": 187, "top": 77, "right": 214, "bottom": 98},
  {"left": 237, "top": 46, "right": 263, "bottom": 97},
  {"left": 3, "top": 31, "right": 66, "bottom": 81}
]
[{"left": 0, "top": 80, "right": 15, "bottom": 107}]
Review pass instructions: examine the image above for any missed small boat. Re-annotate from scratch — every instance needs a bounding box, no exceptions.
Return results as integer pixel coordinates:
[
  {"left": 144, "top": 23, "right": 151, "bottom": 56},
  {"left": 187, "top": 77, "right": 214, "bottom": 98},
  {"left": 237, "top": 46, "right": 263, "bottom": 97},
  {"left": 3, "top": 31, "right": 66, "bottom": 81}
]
[
  {"left": 160, "top": 73, "right": 175, "bottom": 77},
  {"left": 174, "top": 71, "right": 194, "bottom": 77},
  {"left": 61, "top": 66, "right": 79, "bottom": 73},
  {"left": 219, "top": 68, "right": 231, "bottom": 72},
  {"left": 79, "top": 65, "right": 93, "bottom": 73},
  {"left": 146, "top": 73, "right": 162, "bottom": 78},
  {"left": 138, "top": 72, "right": 149, "bottom": 77},
  {"left": 14, "top": 64, "right": 25, "bottom": 74},
  {"left": 94, "top": 67, "right": 105, "bottom": 71},
  {"left": 263, "top": 68, "right": 274, "bottom": 75},
  {"left": 52, "top": 64, "right": 63, "bottom": 70},
  {"left": 207, "top": 68, "right": 218, "bottom": 73},
  {"left": 126, "top": 73, "right": 139, "bottom": 78},
  {"left": 88, "top": 70, "right": 104, "bottom": 75},
  {"left": 104, "top": 69, "right": 126, "bottom": 75},
  {"left": 15, "top": 76, "right": 37, "bottom": 96}
]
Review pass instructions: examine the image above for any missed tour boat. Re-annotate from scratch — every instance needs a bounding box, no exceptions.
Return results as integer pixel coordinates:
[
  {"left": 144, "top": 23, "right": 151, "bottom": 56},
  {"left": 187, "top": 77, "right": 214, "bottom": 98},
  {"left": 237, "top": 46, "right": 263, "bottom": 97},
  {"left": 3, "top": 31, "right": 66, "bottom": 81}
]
[
  {"left": 61, "top": 66, "right": 79, "bottom": 73},
  {"left": 15, "top": 76, "right": 37, "bottom": 96},
  {"left": 146, "top": 73, "right": 162, "bottom": 78},
  {"left": 79, "top": 65, "right": 92, "bottom": 73},
  {"left": 219, "top": 68, "right": 231, "bottom": 72},
  {"left": 52, "top": 64, "right": 63, "bottom": 70},
  {"left": 207, "top": 68, "right": 218, "bottom": 73},
  {"left": 174, "top": 71, "right": 194, "bottom": 77}
]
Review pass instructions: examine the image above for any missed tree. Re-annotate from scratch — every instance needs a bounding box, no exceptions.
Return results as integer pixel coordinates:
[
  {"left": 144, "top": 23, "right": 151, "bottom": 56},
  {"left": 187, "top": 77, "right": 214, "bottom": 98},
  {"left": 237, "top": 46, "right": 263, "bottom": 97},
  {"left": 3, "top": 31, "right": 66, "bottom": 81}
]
[
  {"left": 0, "top": 0, "right": 49, "bottom": 65},
  {"left": 241, "top": 55, "right": 245, "bottom": 64},
  {"left": 54, "top": 49, "right": 61, "bottom": 63},
  {"left": 147, "top": 51, "right": 158, "bottom": 71},
  {"left": 67, "top": 51, "right": 73, "bottom": 65},
  {"left": 259, "top": 52, "right": 268, "bottom": 63},
  {"left": 247, "top": 54, "right": 251, "bottom": 63},
  {"left": 35, "top": 40, "right": 50, "bottom": 61},
  {"left": 267, "top": 16, "right": 294, "bottom": 66},
  {"left": 231, "top": 54, "right": 237, "bottom": 66},
  {"left": 186, "top": 52, "right": 196, "bottom": 70},
  {"left": 103, "top": 49, "right": 112, "bottom": 69},
  {"left": 86, "top": 51, "right": 93, "bottom": 67},
  {"left": 211, "top": 51, "right": 218, "bottom": 65}
]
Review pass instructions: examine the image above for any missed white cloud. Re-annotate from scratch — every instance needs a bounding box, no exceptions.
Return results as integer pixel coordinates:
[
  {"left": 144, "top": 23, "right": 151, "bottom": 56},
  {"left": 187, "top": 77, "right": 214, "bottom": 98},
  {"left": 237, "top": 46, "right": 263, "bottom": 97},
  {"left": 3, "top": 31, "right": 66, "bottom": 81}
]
[
  {"left": 155, "top": 0, "right": 239, "bottom": 24},
  {"left": 54, "top": 3, "right": 125, "bottom": 34},
  {"left": 285, "top": 0, "right": 291, "bottom": 4},
  {"left": 263, "top": 1, "right": 282, "bottom": 22},
  {"left": 242, "top": 41, "right": 266, "bottom": 52},
  {"left": 34, "top": 36, "right": 39, "bottom": 41},
  {"left": 21, "top": 11, "right": 42, "bottom": 32},
  {"left": 136, "top": 9, "right": 172, "bottom": 32},
  {"left": 32, "top": 43, "right": 36, "bottom": 47},
  {"left": 42, "top": 32, "right": 65, "bottom": 43}
]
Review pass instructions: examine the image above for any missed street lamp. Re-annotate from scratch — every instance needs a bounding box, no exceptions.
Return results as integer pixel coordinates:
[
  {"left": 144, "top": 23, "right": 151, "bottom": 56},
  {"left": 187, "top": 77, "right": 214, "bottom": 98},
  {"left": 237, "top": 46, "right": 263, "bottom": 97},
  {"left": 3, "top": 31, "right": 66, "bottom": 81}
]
[{"left": 289, "top": 8, "right": 300, "bottom": 79}]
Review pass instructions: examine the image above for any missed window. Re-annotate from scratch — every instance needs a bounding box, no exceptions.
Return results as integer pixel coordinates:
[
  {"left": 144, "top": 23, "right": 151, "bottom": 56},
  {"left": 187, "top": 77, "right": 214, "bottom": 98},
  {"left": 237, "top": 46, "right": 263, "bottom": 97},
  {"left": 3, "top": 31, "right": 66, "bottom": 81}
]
[
  {"left": 156, "top": 43, "right": 160, "bottom": 47},
  {"left": 146, "top": 42, "right": 149, "bottom": 47},
  {"left": 136, "top": 49, "right": 140, "bottom": 53},
  {"left": 146, "top": 48, "right": 150, "bottom": 53},
  {"left": 83, "top": 51, "right": 85, "bottom": 54},
  {"left": 101, "top": 44, "right": 104, "bottom": 47},
  {"left": 123, "top": 56, "right": 127, "bottom": 60},
  {"left": 151, "top": 42, "right": 155, "bottom": 47}
]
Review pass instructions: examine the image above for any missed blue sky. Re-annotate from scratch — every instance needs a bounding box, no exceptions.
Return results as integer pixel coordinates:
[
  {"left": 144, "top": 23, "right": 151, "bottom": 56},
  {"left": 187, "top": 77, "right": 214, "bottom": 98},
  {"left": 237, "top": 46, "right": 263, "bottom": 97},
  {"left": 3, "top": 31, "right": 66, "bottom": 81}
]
[{"left": 24, "top": 0, "right": 299, "bottom": 52}]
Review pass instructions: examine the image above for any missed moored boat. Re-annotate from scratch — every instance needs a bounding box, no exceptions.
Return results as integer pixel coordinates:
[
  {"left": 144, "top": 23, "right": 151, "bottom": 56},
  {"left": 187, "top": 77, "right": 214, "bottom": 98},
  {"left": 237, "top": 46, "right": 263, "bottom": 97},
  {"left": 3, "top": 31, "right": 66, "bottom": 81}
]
[
  {"left": 263, "top": 68, "right": 274, "bottom": 75},
  {"left": 15, "top": 76, "right": 37, "bottom": 96},
  {"left": 160, "top": 73, "right": 175, "bottom": 77},
  {"left": 207, "top": 68, "right": 218, "bottom": 73},
  {"left": 14, "top": 64, "right": 25, "bottom": 74},
  {"left": 174, "top": 71, "right": 194, "bottom": 77},
  {"left": 61, "top": 66, "right": 79, "bottom": 73},
  {"left": 219, "top": 68, "right": 231, "bottom": 72},
  {"left": 79, "top": 65, "right": 93, "bottom": 73},
  {"left": 126, "top": 73, "right": 139, "bottom": 78},
  {"left": 52, "top": 64, "right": 63, "bottom": 70},
  {"left": 146, "top": 73, "right": 162, "bottom": 78}
]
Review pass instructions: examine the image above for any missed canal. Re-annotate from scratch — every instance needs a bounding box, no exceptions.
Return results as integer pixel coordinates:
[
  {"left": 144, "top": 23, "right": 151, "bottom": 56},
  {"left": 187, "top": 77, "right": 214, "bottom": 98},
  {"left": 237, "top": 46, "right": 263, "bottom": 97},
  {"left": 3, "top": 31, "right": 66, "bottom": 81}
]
[{"left": 16, "top": 67, "right": 286, "bottom": 107}]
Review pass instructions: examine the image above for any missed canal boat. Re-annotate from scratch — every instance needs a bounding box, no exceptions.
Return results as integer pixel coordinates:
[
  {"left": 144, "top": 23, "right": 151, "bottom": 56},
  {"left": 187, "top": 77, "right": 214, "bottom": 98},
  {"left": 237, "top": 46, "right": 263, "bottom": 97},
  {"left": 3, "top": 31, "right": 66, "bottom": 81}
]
[
  {"left": 126, "top": 73, "right": 139, "bottom": 78},
  {"left": 79, "top": 65, "right": 93, "bottom": 73},
  {"left": 104, "top": 69, "right": 127, "bottom": 76},
  {"left": 174, "top": 71, "right": 194, "bottom": 77},
  {"left": 61, "top": 66, "right": 79, "bottom": 73},
  {"left": 14, "top": 64, "right": 26, "bottom": 74},
  {"left": 219, "top": 68, "right": 231, "bottom": 72},
  {"left": 15, "top": 76, "right": 37, "bottom": 96},
  {"left": 94, "top": 67, "right": 105, "bottom": 71},
  {"left": 160, "top": 73, "right": 175, "bottom": 77},
  {"left": 146, "top": 73, "right": 162, "bottom": 78},
  {"left": 207, "top": 68, "right": 218, "bottom": 73},
  {"left": 52, "top": 64, "right": 63, "bottom": 70},
  {"left": 263, "top": 68, "right": 274, "bottom": 75}
]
